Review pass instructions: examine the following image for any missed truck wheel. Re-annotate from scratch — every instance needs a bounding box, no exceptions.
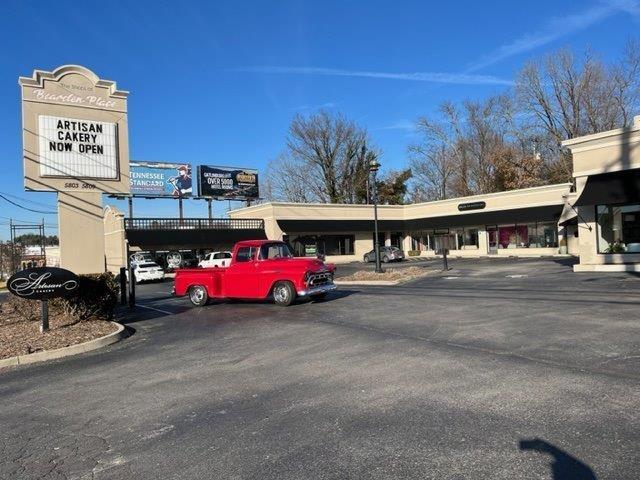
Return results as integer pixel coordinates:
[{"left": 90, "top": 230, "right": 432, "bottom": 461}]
[
  {"left": 382, "top": 255, "right": 389, "bottom": 263},
  {"left": 273, "top": 281, "right": 296, "bottom": 307},
  {"left": 189, "top": 285, "right": 209, "bottom": 306}
]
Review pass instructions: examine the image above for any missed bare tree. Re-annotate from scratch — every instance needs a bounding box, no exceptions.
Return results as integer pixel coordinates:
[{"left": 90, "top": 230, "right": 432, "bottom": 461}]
[
  {"left": 516, "top": 42, "right": 640, "bottom": 181},
  {"left": 265, "top": 110, "right": 374, "bottom": 203},
  {"left": 409, "top": 95, "right": 543, "bottom": 199},
  {"left": 409, "top": 144, "right": 456, "bottom": 201}
]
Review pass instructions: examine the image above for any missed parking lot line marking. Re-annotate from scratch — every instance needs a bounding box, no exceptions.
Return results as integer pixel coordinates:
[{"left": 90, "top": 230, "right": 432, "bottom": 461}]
[{"left": 137, "top": 304, "right": 173, "bottom": 315}]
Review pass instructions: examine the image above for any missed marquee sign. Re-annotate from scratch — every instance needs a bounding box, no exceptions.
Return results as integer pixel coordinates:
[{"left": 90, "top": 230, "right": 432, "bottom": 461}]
[
  {"left": 19, "top": 65, "right": 130, "bottom": 193},
  {"left": 7, "top": 267, "right": 80, "bottom": 300},
  {"left": 39, "top": 115, "right": 118, "bottom": 178},
  {"left": 197, "top": 165, "right": 259, "bottom": 199}
]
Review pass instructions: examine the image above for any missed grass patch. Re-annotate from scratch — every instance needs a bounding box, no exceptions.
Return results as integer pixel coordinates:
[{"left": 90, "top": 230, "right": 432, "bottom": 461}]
[{"left": 339, "top": 266, "right": 438, "bottom": 283}]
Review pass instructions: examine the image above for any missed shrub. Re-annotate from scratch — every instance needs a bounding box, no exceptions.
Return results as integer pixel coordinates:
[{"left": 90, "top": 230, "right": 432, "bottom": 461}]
[
  {"left": 407, "top": 250, "right": 421, "bottom": 257},
  {"left": 52, "top": 273, "right": 119, "bottom": 322}
]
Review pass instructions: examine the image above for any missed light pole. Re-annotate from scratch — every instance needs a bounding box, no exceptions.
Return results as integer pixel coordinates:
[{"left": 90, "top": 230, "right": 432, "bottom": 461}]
[{"left": 367, "top": 148, "right": 383, "bottom": 273}]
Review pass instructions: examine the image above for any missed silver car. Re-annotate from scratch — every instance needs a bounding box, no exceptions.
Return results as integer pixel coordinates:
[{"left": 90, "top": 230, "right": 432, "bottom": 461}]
[{"left": 363, "top": 246, "right": 405, "bottom": 263}]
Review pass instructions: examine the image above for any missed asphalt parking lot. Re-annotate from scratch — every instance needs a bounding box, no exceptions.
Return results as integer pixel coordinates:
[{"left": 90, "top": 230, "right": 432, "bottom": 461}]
[{"left": 1, "top": 257, "right": 639, "bottom": 479}]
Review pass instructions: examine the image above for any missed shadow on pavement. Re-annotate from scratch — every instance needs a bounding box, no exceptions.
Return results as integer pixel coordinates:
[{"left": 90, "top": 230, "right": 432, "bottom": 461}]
[{"left": 520, "top": 438, "right": 597, "bottom": 479}]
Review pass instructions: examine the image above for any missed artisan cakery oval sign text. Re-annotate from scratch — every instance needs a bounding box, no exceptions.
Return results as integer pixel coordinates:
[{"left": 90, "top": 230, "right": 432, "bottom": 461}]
[{"left": 7, "top": 267, "right": 80, "bottom": 300}]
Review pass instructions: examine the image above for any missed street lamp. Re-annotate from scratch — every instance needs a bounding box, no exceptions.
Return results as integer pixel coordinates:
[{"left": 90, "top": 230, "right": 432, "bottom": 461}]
[{"left": 367, "top": 147, "right": 383, "bottom": 273}]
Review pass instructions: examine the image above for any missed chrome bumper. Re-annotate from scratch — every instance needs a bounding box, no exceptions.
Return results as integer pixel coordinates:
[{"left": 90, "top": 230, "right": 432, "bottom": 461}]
[{"left": 297, "top": 283, "right": 337, "bottom": 297}]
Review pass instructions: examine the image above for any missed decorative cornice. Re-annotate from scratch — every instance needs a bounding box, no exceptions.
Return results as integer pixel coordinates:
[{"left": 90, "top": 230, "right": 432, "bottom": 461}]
[{"left": 18, "top": 64, "right": 128, "bottom": 98}]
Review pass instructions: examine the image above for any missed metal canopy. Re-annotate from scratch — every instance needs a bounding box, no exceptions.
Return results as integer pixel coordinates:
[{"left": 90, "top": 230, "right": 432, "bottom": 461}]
[{"left": 574, "top": 169, "right": 640, "bottom": 206}]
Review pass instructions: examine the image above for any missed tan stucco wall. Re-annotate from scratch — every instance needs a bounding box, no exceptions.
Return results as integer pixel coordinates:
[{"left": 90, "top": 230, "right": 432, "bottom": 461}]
[
  {"left": 230, "top": 184, "right": 571, "bottom": 224},
  {"left": 58, "top": 191, "right": 105, "bottom": 274},
  {"left": 563, "top": 116, "right": 640, "bottom": 177},
  {"left": 562, "top": 115, "right": 640, "bottom": 270},
  {"left": 228, "top": 185, "right": 570, "bottom": 261},
  {"left": 104, "top": 205, "right": 127, "bottom": 274}
]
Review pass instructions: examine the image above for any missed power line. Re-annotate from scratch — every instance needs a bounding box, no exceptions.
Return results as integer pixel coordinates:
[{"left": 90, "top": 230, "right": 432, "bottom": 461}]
[
  {"left": 0, "top": 191, "right": 57, "bottom": 209},
  {"left": 0, "top": 194, "right": 57, "bottom": 214}
]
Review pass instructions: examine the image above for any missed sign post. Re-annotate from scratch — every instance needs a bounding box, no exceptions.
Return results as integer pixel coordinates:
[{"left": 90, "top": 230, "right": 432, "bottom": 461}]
[
  {"left": 41, "top": 299, "right": 49, "bottom": 333},
  {"left": 7, "top": 267, "right": 80, "bottom": 333}
]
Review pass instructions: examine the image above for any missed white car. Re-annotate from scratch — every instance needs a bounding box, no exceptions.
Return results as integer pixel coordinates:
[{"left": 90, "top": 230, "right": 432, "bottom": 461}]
[
  {"left": 198, "top": 251, "right": 232, "bottom": 268},
  {"left": 131, "top": 262, "right": 165, "bottom": 283}
]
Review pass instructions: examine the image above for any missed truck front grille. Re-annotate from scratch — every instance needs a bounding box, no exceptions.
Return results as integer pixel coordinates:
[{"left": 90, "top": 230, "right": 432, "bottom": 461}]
[{"left": 308, "top": 272, "right": 333, "bottom": 287}]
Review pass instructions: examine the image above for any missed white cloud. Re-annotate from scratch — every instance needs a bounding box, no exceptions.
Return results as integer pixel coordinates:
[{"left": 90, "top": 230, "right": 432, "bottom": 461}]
[
  {"left": 375, "top": 120, "right": 416, "bottom": 131},
  {"left": 235, "top": 66, "right": 513, "bottom": 86},
  {"left": 292, "top": 102, "right": 336, "bottom": 111},
  {"left": 467, "top": 0, "right": 640, "bottom": 72}
]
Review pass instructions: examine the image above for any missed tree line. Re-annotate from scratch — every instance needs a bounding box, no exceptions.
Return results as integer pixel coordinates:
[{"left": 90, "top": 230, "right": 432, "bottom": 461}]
[{"left": 265, "top": 42, "right": 640, "bottom": 204}]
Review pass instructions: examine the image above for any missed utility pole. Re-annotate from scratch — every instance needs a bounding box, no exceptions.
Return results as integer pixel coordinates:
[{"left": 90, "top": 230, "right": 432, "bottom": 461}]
[
  {"left": 367, "top": 146, "right": 383, "bottom": 274},
  {"left": 128, "top": 196, "right": 133, "bottom": 219}
]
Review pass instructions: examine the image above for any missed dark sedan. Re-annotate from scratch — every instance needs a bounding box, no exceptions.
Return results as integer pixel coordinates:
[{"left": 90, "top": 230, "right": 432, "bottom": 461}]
[{"left": 363, "top": 246, "right": 405, "bottom": 263}]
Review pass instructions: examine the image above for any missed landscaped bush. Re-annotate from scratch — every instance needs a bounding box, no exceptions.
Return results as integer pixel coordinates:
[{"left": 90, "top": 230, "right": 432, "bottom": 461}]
[
  {"left": 52, "top": 273, "right": 119, "bottom": 322},
  {"left": 407, "top": 250, "right": 421, "bottom": 257}
]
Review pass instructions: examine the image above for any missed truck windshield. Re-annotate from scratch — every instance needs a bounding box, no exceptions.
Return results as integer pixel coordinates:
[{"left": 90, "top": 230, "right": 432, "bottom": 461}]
[{"left": 260, "top": 243, "right": 293, "bottom": 260}]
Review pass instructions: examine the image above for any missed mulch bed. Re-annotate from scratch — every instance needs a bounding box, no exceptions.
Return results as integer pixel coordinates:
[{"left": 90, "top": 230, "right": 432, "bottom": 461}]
[
  {"left": 0, "top": 303, "right": 118, "bottom": 360},
  {"left": 339, "top": 266, "right": 438, "bottom": 282}
]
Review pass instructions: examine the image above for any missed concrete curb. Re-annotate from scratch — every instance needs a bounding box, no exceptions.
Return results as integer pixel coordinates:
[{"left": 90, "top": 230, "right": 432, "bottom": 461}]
[
  {"left": 0, "top": 322, "right": 128, "bottom": 369},
  {"left": 335, "top": 280, "right": 399, "bottom": 286}
]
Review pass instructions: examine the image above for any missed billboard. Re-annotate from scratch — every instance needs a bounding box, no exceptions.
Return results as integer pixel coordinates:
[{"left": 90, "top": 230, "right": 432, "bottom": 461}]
[
  {"left": 197, "top": 166, "right": 259, "bottom": 199},
  {"left": 130, "top": 161, "right": 193, "bottom": 198}
]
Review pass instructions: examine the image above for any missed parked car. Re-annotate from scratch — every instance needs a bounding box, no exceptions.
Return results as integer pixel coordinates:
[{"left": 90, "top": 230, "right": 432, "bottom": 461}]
[
  {"left": 363, "top": 246, "right": 405, "bottom": 263},
  {"left": 156, "top": 250, "right": 199, "bottom": 271},
  {"left": 198, "top": 251, "right": 232, "bottom": 268},
  {"left": 173, "top": 240, "right": 336, "bottom": 307},
  {"left": 129, "top": 262, "right": 165, "bottom": 283},
  {"left": 130, "top": 252, "right": 155, "bottom": 267}
]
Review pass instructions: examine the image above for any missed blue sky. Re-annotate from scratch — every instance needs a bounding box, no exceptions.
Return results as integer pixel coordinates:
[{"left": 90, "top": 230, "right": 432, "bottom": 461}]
[{"left": 1, "top": 0, "right": 639, "bottom": 239}]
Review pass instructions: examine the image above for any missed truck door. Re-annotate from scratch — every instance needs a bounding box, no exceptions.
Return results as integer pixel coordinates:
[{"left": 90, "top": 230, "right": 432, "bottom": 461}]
[{"left": 223, "top": 246, "right": 260, "bottom": 297}]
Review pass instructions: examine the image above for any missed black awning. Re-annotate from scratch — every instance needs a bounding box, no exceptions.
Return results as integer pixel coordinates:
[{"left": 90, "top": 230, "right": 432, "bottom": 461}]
[
  {"left": 277, "top": 219, "right": 406, "bottom": 233},
  {"left": 126, "top": 228, "right": 267, "bottom": 250},
  {"left": 574, "top": 169, "right": 640, "bottom": 206},
  {"left": 405, "top": 204, "right": 563, "bottom": 230},
  {"left": 277, "top": 204, "right": 563, "bottom": 234}
]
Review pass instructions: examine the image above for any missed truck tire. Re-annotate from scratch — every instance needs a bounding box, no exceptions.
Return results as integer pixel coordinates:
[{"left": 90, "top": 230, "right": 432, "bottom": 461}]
[
  {"left": 273, "top": 281, "right": 296, "bottom": 307},
  {"left": 189, "top": 285, "right": 209, "bottom": 307}
]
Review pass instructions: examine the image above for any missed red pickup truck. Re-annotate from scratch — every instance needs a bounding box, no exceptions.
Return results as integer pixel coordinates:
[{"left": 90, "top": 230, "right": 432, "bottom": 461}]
[{"left": 173, "top": 240, "right": 336, "bottom": 306}]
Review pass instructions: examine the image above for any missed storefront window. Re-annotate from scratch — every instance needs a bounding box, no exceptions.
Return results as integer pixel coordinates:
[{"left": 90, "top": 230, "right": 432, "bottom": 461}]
[
  {"left": 537, "top": 222, "right": 558, "bottom": 248},
  {"left": 498, "top": 223, "right": 557, "bottom": 249},
  {"left": 463, "top": 228, "right": 479, "bottom": 248},
  {"left": 498, "top": 225, "right": 517, "bottom": 248},
  {"left": 597, "top": 204, "right": 640, "bottom": 253},
  {"left": 290, "top": 235, "right": 355, "bottom": 256}
]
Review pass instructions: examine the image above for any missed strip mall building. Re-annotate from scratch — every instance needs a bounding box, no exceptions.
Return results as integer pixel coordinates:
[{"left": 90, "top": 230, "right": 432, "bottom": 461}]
[{"left": 227, "top": 117, "right": 640, "bottom": 272}]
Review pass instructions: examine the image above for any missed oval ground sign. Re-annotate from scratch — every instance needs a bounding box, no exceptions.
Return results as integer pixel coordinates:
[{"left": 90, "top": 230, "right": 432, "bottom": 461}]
[{"left": 7, "top": 267, "right": 80, "bottom": 300}]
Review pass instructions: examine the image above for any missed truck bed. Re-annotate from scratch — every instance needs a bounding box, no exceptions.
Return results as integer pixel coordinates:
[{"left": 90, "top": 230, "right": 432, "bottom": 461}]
[{"left": 174, "top": 267, "right": 226, "bottom": 298}]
